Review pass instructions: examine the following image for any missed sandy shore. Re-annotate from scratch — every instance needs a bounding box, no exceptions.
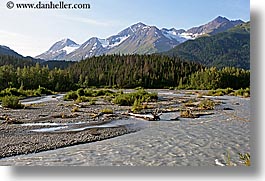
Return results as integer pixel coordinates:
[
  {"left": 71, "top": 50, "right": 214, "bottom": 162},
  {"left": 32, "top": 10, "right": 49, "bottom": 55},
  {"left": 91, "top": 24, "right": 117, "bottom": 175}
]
[{"left": 0, "top": 90, "right": 250, "bottom": 166}]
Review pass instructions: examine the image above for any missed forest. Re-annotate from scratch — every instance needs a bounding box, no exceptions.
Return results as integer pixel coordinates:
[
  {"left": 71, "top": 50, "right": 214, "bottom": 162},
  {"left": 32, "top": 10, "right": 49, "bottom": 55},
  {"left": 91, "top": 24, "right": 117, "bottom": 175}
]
[
  {"left": 164, "top": 22, "right": 250, "bottom": 69},
  {"left": 0, "top": 54, "right": 250, "bottom": 94}
]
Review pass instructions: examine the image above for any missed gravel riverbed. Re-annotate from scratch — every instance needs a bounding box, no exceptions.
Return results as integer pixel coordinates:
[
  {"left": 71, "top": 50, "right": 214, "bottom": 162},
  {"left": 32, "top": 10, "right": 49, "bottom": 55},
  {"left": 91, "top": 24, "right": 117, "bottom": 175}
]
[{"left": 0, "top": 90, "right": 250, "bottom": 166}]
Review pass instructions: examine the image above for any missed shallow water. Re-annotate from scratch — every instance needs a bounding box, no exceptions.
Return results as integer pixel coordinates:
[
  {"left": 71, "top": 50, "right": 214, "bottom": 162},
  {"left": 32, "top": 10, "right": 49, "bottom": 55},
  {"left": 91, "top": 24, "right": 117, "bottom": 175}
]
[
  {"left": 29, "top": 118, "right": 148, "bottom": 133},
  {"left": 20, "top": 94, "right": 64, "bottom": 105},
  {"left": 0, "top": 91, "right": 250, "bottom": 166}
]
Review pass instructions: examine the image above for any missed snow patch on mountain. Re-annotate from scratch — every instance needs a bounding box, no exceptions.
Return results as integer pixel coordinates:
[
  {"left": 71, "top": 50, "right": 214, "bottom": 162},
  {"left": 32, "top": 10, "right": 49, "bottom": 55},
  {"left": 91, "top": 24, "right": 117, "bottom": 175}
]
[
  {"left": 109, "top": 35, "right": 130, "bottom": 48},
  {"left": 98, "top": 39, "right": 109, "bottom": 48},
  {"left": 161, "top": 29, "right": 188, "bottom": 43},
  {"left": 62, "top": 44, "right": 79, "bottom": 54},
  {"left": 179, "top": 32, "right": 204, "bottom": 39}
]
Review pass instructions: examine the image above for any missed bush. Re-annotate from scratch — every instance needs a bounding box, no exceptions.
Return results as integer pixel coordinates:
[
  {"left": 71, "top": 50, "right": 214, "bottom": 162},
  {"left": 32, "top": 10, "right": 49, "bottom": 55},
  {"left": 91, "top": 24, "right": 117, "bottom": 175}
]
[
  {"left": 131, "top": 99, "right": 142, "bottom": 113},
  {"left": 198, "top": 99, "right": 215, "bottom": 110},
  {"left": 0, "top": 88, "right": 25, "bottom": 97},
  {"left": 64, "top": 91, "right": 78, "bottom": 101},
  {"left": 90, "top": 98, "right": 96, "bottom": 105},
  {"left": 112, "top": 90, "right": 158, "bottom": 106},
  {"left": 233, "top": 88, "right": 250, "bottom": 97},
  {"left": 36, "top": 86, "right": 53, "bottom": 95},
  {"left": 76, "top": 96, "right": 90, "bottom": 103},
  {"left": 112, "top": 93, "right": 134, "bottom": 106},
  {"left": 1, "top": 95, "right": 24, "bottom": 109},
  {"left": 63, "top": 89, "right": 115, "bottom": 102},
  {"left": 180, "top": 109, "right": 197, "bottom": 118},
  {"left": 77, "top": 88, "right": 85, "bottom": 97}
]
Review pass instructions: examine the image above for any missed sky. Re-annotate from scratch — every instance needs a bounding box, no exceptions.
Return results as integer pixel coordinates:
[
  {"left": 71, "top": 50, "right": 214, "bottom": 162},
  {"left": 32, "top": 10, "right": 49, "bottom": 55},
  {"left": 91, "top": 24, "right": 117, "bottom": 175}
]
[{"left": 0, "top": 0, "right": 250, "bottom": 57}]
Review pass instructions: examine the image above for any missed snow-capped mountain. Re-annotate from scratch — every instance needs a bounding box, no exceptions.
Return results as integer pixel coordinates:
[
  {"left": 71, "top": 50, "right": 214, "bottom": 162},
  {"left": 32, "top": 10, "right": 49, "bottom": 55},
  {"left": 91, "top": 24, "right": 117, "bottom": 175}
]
[
  {"left": 36, "top": 38, "right": 80, "bottom": 60},
  {"left": 65, "top": 37, "right": 107, "bottom": 60},
  {"left": 40, "top": 23, "right": 184, "bottom": 61},
  {"left": 107, "top": 22, "right": 181, "bottom": 55},
  {"left": 36, "top": 16, "right": 244, "bottom": 61}
]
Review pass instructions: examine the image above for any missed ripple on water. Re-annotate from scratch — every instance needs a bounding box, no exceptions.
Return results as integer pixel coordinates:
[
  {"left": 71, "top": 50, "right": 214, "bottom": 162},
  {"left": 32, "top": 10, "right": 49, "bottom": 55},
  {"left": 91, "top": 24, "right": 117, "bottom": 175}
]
[{"left": 191, "top": 138, "right": 211, "bottom": 147}]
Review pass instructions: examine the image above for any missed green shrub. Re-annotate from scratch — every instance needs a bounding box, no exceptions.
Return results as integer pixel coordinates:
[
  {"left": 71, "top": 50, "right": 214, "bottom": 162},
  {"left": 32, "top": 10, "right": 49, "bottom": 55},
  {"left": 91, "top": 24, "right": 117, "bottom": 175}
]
[
  {"left": 36, "top": 86, "right": 53, "bottom": 95},
  {"left": 76, "top": 96, "right": 91, "bottom": 103},
  {"left": 208, "top": 88, "right": 235, "bottom": 96},
  {"left": 198, "top": 99, "right": 215, "bottom": 110},
  {"left": 131, "top": 99, "right": 142, "bottom": 113},
  {"left": 64, "top": 89, "right": 115, "bottom": 102},
  {"left": 112, "top": 90, "right": 157, "bottom": 106},
  {"left": 89, "top": 99, "right": 96, "bottom": 105},
  {"left": 180, "top": 109, "right": 197, "bottom": 118},
  {"left": 93, "top": 89, "right": 114, "bottom": 97},
  {"left": 84, "top": 89, "right": 94, "bottom": 96},
  {"left": 233, "top": 88, "right": 250, "bottom": 97},
  {"left": 112, "top": 93, "right": 134, "bottom": 106},
  {"left": 64, "top": 91, "right": 78, "bottom": 101},
  {"left": 77, "top": 88, "right": 85, "bottom": 97},
  {"left": 1, "top": 95, "right": 24, "bottom": 109},
  {"left": 0, "top": 88, "right": 25, "bottom": 97}
]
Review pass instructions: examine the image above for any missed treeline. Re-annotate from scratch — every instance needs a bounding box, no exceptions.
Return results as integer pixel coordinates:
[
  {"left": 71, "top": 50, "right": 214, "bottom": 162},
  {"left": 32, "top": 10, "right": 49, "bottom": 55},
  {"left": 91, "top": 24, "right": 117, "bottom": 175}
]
[
  {"left": 69, "top": 54, "right": 202, "bottom": 88},
  {"left": 0, "top": 54, "right": 250, "bottom": 92},
  {"left": 0, "top": 54, "right": 36, "bottom": 67},
  {"left": 0, "top": 64, "right": 75, "bottom": 91},
  {"left": 0, "top": 54, "right": 75, "bottom": 70},
  {"left": 179, "top": 67, "right": 250, "bottom": 90}
]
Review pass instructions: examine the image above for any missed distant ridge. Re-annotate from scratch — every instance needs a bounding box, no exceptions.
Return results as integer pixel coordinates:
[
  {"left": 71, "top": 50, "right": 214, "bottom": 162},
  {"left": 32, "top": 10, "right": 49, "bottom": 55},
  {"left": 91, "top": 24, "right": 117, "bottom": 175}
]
[
  {"left": 36, "top": 16, "right": 244, "bottom": 61},
  {"left": 164, "top": 21, "right": 250, "bottom": 69}
]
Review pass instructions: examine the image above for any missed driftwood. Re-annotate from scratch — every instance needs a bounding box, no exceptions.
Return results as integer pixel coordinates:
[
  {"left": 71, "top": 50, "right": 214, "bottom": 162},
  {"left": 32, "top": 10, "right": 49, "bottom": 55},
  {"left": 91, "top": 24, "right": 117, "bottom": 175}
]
[{"left": 128, "top": 109, "right": 162, "bottom": 121}]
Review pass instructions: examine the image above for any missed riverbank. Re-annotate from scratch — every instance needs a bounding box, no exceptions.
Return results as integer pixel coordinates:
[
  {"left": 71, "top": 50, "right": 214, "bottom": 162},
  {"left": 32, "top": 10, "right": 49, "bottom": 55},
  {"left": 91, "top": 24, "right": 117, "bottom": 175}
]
[{"left": 0, "top": 90, "right": 250, "bottom": 166}]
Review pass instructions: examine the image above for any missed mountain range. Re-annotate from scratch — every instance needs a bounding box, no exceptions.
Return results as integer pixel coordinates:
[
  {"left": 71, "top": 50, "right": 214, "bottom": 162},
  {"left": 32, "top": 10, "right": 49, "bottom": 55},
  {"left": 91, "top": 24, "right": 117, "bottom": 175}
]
[
  {"left": 35, "top": 16, "right": 244, "bottom": 61},
  {"left": 0, "top": 16, "right": 249, "bottom": 69},
  {"left": 164, "top": 21, "right": 250, "bottom": 69}
]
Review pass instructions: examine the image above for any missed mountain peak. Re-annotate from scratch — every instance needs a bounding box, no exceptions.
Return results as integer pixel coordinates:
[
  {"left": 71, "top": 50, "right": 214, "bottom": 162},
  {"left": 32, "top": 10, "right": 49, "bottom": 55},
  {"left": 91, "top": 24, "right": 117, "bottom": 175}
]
[
  {"left": 214, "top": 16, "right": 229, "bottom": 22},
  {"left": 129, "top": 22, "right": 148, "bottom": 32},
  {"left": 35, "top": 38, "right": 80, "bottom": 60},
  {"left": 58, "top": 38, "right": 78, "bottom": 47},
  {"left": 132, "top": 22, "right": 147, "bottom": 27}
]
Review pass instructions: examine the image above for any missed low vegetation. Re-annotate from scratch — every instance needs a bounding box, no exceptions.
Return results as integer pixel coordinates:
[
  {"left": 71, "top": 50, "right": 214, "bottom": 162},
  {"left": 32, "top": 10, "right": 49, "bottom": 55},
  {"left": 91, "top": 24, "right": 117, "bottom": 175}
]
[
  {"left": 0, "top": 86, "right": 53, "bottom": 101},
  {"left": 232, "top": 88, "right": 250, "bottom": 98},
  {"left": 239, "top": 152, "right": 251, "bottom": 166},
  {"left": 198, "top": 99, "right": 215, "bottom": 110},
  {"left": 207, "top": 87, "right": 250, "bottom": 98},
  {"left": 63, "top": 88, "right": 158, "bottom": 113},
  {"left": 180, "top": 109, "right": 197, "bottom": 118},
  {"left": 64, "top": 88, "right": 115, "bottom": 102},
  {"left": 100, "top": 108, "right": 114, "bottom": 114},
  {"left": 112, "top": 89, "right": 158, "bottom": 106},
  {"left": 1, "top": 95, "right": 24, "bottom": 109},
  {"left": 223, "top": 151, "right": 251, "bottom": 166},
  {"left": 0, "top": 86, "right": 54, "bottom": 109}
]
